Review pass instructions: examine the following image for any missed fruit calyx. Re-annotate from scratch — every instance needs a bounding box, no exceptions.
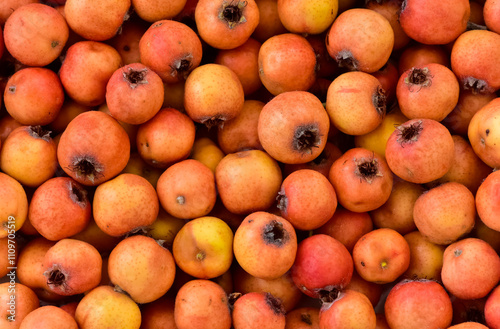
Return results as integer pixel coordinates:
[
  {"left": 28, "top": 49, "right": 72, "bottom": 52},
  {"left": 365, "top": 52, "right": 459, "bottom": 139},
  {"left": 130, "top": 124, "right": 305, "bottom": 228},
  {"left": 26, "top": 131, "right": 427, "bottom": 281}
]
[
  {"left": 123, "top": 67, "right": 148, "bottom": 89},
  {"left": 68, "top": 180, "right": 88, "bottom": 208},
  {"left": 276, "top": 190, "right": 288, "bottom": 214},
  {"left": 396, "top": 120, "right": 423, "bottom": 146},
  {"left": 373, "top": 86, "right": 387, "bottom": 117},
  {"left": 29, "top": 125, "right": 52, "bottom": 142},
  {"left": 462, "top": 76, "right": 490, "bottom": 94},
  {"left": 335, "top": 50, "right": 359, "bottom": 71},
  {"left": 318, "top": 286, "right": 341, "bottom": 304},
  {"left": 219, "top": 1, "right": 247, "bottom": 29},
  {"left": 354, "top": 157, "right": 383, "bottom": 184},
  {"left": 44, "top": 264, "right": 70, "bottom": 293},
  {"left": 404, "top": 67, "right": 432, "bottom": 90},
  {"left": 265, "top": 292, "right": 286, "bottom": 316},
  {"left": 262, "top": 220, "right": 289, "bottom": 246},
  {"left": 200, "top": 115, "right": 226, "bottom": 129},
  {"left": 170, "top": 54, "right": 194, "bottom": 80},
  {"left": 67, "top": 155, "right": 104, "bottom": 185},
  {"left": 293, "top": 124, "right": 321, "bottom": 154}
]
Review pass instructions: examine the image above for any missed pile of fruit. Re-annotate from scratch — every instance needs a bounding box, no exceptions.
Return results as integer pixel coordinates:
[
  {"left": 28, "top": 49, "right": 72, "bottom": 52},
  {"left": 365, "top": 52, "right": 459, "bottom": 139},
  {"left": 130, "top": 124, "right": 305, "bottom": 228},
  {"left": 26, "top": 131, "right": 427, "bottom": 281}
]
[{"left": 1, "top": 0, "right": 500, "bottom": 328}]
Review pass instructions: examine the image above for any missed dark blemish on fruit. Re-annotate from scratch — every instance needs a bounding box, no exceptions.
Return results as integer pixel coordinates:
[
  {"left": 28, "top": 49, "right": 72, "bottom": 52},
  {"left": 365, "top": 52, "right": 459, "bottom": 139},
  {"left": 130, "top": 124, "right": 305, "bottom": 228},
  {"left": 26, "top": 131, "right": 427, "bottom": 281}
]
[{"left": 262, "top": 220, "right": 289, "bottom": 246}]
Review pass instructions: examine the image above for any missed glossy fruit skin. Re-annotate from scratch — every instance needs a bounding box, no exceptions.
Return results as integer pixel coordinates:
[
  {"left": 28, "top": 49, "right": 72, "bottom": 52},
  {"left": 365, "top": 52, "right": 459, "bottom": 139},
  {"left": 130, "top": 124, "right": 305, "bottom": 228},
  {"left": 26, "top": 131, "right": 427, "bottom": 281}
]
[{"left": 476, "top": 170, "right": 500, "bottom": 232}]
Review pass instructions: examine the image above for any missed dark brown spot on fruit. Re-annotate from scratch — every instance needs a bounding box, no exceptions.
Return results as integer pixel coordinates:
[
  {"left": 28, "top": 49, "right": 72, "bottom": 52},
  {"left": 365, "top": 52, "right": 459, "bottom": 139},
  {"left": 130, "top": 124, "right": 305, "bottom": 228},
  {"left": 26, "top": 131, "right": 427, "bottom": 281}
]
[
  {"left": 46, "top": 268, "right": 66, "bottom": 287},
  {"left": 361, "top": 261, "right": 365, "bottom": 266},
  {"left": 51, "top": 40, "right": 59, "bottom": 48},
  {"left": 123, "top": 45, "right": 130, "bottom": 51},
  {"left": 262, "top": 220, "right": 288, "bottom": 246},
  {"left": 301, "top": 313, "right": 313, "bottom": 325},
  {"left": 8, "top": 86, "right": 15, "bottom": 93},
  {"left": 69, "top": 181, "right": 88, "bottom": 208},
  {"left": 265, "top": 292, "right": 285, "bottom": 316},
  {"left": 486, "top": 129, "right": 490, "bottom": 136}
]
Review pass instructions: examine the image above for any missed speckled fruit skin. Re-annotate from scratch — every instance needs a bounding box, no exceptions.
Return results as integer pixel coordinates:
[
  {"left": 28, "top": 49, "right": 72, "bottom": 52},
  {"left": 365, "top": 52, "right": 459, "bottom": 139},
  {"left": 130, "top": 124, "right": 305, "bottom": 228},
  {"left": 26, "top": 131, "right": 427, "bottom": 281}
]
[
  {"left": 215, "top": 150, "right": 282, "bottom": 215},
  {"left": 174, "top": 280, "right": 232, "bottom": 329},
  {"left": 326, "top": 8, "right": 394, "bottom": 73},
  {"left": 156, "top": 159, "right": 216, "bottom": 220},
  {"left": 413, "top": 182, "right": 476, "bottom": 246},
  {"left": 399, "top": 0, "right": 470, "bottom": 45},
  {"left": 441, "top": 238, "right": 500, "bottom": 300},
  {"left": 139, "top": 19, "right": 203, "bottom": 83},
  {"left": 485, "top": 285, "right": 500, "bottom": 329},
  {"left": 42, "top": 239, "right": 102, "bottom": 296},
  {"left": 385, "top": 118, "right": 454, "bottom": 184},
  {"left": 132, "top": 0, "right": 187, "bottom": 22},
  {"left": 319, "top": 289, "right": 376, "bottom": 329},
  {"left": 352, "top": 228, "right": 410, "bottom": 284},
  {"left": 57, "top": 111, "right": 130, "bottom": 186},
  {"left": 0, "top": 283, "right": 39, "bottom": 329},
  {"left": 384, "top": 280, "right": 453, "bottom": 329},
  {"left": 75, "top": 286, "right": 142, "bottom": 329},
  {"left": 59, "top": 41, "right": 122, "bottom": 107},
  {"left": 326, "top": 71, "right": 386, "bottom": 136},
  {"left": 234, "top": 212, "right": 297, "bottom": 280},
  {"left": 291, "top": 234, "right": 353, "bottom": 298},
  {"left": 277, "top": 0, "right": 338, "bottom": 35},
  {"left": 232, "top": 292, "right": 286, "bottom": 329},
  {"left": 258, "top": 33, "right": 317, "bottom": 95},
  {"left": 184, "top": 63, "right": 245, "bottom": 127},
  {"left": 29, "top": 177, "right": 91, "bottom": 241},
  {"left": 258, "top": 91, "right": 329, "bottom": 164},
  {"left": 484, "top": 0, "right": 500, "bottom": 33},
  {"left": 64, "top": 0, "right": 131, "bottom": 41},
  {"left": 3, "top": 3, "right": 68, "bottom": 66},
  {"left": 195, "top": 0, "right": 260, "bottom": 50},
  {"left": 108, "top": 235, "right": 176, "bottom": 304},
  {"left": 451, "top": 30, "right": 500, "bottom": 94},
  {"left": 92, "top": 173, "right": 159, "bottom": 237},
  {"left": 4, "top": 67, "right": 64, "bottom": 126},
  {"left": 468, "top": 97, "right": 500, "bottom": 168},
  {"left": 328, "top": 148, "right": 393, "bottom": 213},
  {"left": 476, "top": 170, "right": 500, "bottom": 232},
  {"left": 277, "top": 169, "right": 337, "bottom": 231},
  {"left": 396, "top": 63, "right": 460, "bottom": 121},
  {"left": 105, "top": 63, "right": 164, "bottom": 125},
  {"left": 19, "top": 305, "right": 79, "bottom": 329}
]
